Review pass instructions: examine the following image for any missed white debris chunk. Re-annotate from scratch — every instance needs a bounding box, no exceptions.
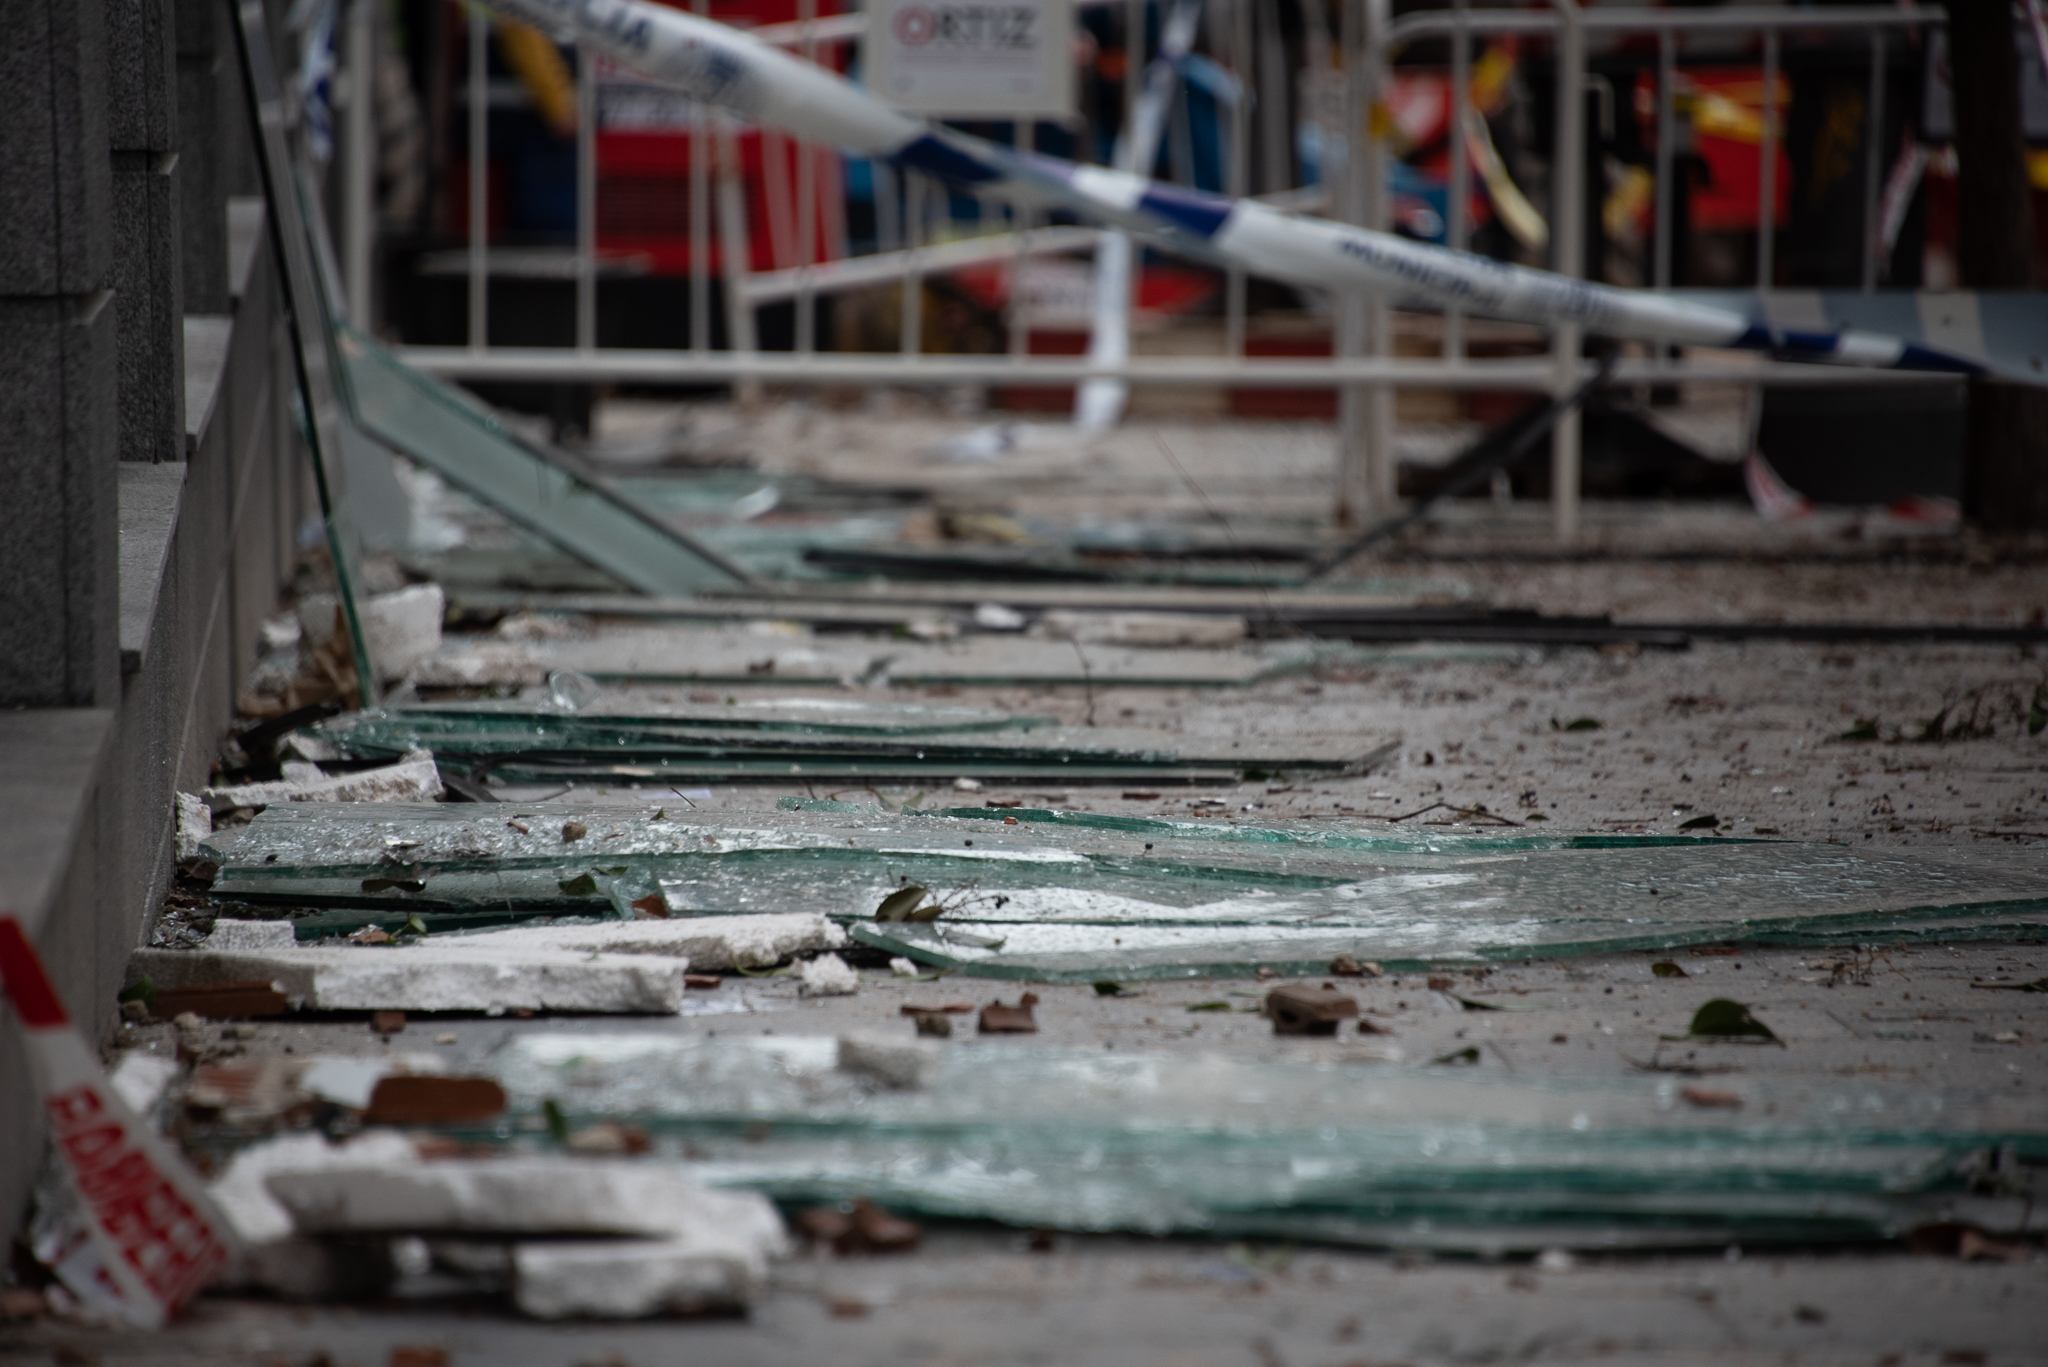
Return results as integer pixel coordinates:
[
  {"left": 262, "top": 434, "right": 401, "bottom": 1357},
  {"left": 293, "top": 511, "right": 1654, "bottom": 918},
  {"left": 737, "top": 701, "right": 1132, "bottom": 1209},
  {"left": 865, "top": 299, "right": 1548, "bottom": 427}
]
[
  {"left": 1037, "top": 609, "right": 1247, "bottom": 648},
  {"left": 793, "top": 952, "right": 859, "bottom": 997},
  {"left": 298, "top": 585, "right": 445, "bottom": 682},
  {"left": 205, "top": 919, "right": 297, "bottom": 950},
  {"left": 200, "top": 748, "right": 443, "bottom": 815},
  {"left": 452, "top": 912, "right": 844, "bottom": 970},
  {"left": 837, "top": 1032, "right": 943, "bottom": 1090},
  {"left": 174, "top": 792, "right": 211, "bottom": 861},
  {"left": 267, "top": 1159, "right": 787, "bottom": 1257},
  {"left": 212, "top": 1132, "right": 420, "bottom": 1247},
  {"left": 208, "top": 1131, "right": 419, "bottom": 1300},
  {"left": 889, "top": 957, "right": 922, "bottom": 979},
  {"left": 108, "top": 1053, "right": 180, "bottom": 1115},
  {"left": 127, "top": 942, "right": 688, "bottom": 1014},
  {"left": 511, "top": 1184, "right": 785, "bottom": 1318},
  {"left": 278, "top": 732, "right": 341, "bottom": 762},
  {"left": 514, "top": 1238, "right": 753, "bottom": 1319},
  {"left": 972, "top": 602, "right": 1026, "bottom": 631},
  {"left": 361, "top": 583, "right": 445, "bottom": 680}
]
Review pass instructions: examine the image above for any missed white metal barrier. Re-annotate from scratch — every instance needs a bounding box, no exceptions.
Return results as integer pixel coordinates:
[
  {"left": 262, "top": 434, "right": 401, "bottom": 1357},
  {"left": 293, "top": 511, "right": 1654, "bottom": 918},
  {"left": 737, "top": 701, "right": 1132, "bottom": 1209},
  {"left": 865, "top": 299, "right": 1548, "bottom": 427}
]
[{"left": 336, "top": 1, "right": 1956, "bottom": 543}]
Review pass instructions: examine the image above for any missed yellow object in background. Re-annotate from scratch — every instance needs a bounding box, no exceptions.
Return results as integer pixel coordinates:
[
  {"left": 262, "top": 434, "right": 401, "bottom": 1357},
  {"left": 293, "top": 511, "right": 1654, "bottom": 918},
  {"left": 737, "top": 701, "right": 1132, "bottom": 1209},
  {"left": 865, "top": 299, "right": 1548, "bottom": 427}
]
[{"left": 498, "top": 18, "right": 578, "bottom": 139}]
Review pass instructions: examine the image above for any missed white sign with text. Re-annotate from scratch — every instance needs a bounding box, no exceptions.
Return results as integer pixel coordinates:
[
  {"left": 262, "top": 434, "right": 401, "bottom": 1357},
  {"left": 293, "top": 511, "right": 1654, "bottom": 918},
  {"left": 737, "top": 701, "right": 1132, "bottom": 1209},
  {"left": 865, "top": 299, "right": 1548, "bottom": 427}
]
[{"left": 865, "top": 0, "right": 1073, "bottom": 118}]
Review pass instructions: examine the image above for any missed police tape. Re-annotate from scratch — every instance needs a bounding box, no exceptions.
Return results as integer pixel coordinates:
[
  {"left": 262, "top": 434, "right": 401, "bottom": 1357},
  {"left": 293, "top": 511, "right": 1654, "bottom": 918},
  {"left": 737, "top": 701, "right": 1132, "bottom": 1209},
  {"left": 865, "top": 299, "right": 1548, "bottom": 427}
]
[
  {"left": 0, "top": 916, "right": 235, "bottom": 1327},
  {"left": 483, "top": 0, "right": 1979, "bottom": 376}
]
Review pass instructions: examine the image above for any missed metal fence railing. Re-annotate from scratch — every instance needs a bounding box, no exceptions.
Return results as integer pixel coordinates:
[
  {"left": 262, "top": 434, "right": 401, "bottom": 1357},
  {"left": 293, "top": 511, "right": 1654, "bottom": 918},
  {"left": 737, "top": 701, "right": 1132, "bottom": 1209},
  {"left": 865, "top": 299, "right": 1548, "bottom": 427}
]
[{"left": 335, "top": 2, "right": 1959, "bottom": 540}]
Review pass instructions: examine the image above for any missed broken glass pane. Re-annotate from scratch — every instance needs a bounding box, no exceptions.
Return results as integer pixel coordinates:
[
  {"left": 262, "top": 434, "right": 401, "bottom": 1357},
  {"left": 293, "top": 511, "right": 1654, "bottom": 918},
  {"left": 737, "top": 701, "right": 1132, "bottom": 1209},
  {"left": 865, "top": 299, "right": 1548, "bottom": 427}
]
[
  {"left": 300, "top": 704, "right": 1378, "bottom": 786},
  {"left": 204, "top": 805, "right": 2048, "bottom": 967},
  {"left": 332, "top": 325, "right": 751, "bottom": 597},
  {"left": 490, "top": 1033, "right": 2048, "bottom": 1251}
]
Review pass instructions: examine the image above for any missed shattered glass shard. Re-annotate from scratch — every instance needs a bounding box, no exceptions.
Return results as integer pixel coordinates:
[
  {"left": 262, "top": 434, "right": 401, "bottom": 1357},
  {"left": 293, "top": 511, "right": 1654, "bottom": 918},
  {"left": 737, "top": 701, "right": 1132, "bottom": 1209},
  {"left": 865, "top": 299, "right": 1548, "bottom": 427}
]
[
  {"left": 298, "top": 704, "right": 1367, "bottom": 785},
  {"left": 489, "top": 1034, "right": 2048, "bottom": 1252},
  {"left": 204, "top": 805, "right": 2048, "bottom": 968}
]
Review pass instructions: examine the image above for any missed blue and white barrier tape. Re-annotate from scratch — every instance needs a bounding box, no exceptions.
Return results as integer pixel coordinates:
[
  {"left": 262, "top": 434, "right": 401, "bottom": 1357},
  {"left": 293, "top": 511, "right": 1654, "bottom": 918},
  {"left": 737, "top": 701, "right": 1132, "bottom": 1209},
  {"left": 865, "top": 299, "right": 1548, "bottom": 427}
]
[{"left": 486, "top": 0, "right": 1988, "bottom": 377}]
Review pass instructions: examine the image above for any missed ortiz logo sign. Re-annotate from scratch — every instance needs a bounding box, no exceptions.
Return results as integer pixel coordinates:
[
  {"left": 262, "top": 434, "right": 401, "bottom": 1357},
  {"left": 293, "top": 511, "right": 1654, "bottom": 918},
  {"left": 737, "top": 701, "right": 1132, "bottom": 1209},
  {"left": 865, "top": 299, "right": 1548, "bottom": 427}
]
[
  {"left": 869, "top": 0, "right": 1072, "bottom": 116},
  {"left": 890, "top": 5, "right": 1039, "bottom": 50}
]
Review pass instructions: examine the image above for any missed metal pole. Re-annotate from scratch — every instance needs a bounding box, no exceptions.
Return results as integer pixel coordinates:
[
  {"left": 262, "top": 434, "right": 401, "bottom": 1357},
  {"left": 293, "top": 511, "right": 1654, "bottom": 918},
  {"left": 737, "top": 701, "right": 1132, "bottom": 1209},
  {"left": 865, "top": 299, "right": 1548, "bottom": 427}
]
[
  {"left": 1010, "top": 120, "right": 1030, "bottom": 362},
  {"left": 1861, "top": 29, "right": 1885, "bottom": 291},
  {"left": 1652, "top": 28, "right": 1674, "bottom": 292},
  {"left": 1225, "top": 0, "right": 1250, "bottom": 359},
  {"left": 342, "top": 0, "right": 374, "bottom": 327},
  {"left": 795, "top": 0, "right": 818, "bottom": 355},
  {"left": 1335, "top": 0, "right": 1368, "bottom": 526},
  {"left": 1757, "top": 29, "right": 1778, "bottom": 289},
  {"left": 1362, "top": 0, "right": 1395, "bottom": 517},
  {"left": 690, "top": 0, "right": 712, "bottom": 352},
  {"left": 1125, "top": 0, "right": 1145, "bottom": 156},
  {"left": 715, "top": 115, "right": 762, "bottom": 406},
  {"left": 1445, "top": 2, "right": 1470, "bottom": 363},
  {"left": 468, "top": 6, "right": 489, "bottom": 350},
  {"left": 900, "top": 171, "right": 925, "bottom": 359},
  {"left": 575, "top": 42, "right": 597, "bottom": 351},
  {"left": 1550, "top": 0, "right": 1585, "bottom": 544}
]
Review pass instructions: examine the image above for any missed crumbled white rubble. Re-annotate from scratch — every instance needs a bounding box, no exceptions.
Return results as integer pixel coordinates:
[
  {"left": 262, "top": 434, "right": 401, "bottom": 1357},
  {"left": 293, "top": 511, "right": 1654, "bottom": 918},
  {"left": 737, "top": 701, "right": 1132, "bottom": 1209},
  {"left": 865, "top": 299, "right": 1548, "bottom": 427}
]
[
  {"left": 128, "top": 942, "right": 690, "bottom": 1014},
  {"left": 837, "top": 1032, "right": 943, "bottom": 1090},
  {"left": 448, "top": 912, "right": 845, "bottom": 970},
  {"left": 299, "top": 584, "right": 445, "bottom": 681},
  {"left": 205, "top": 919, "right": 297, "bottom": 950},
  {"left": 792, "top": 952, "right": 859, "bottom": 997},
  {"left": 200, "top": 748, "right": 443, "bottom": 815},
  {"left": 889, "top": 957, "right": 922, "bottom": 979},
  {"left": 108, "top": 1053, "right": 180, "bottom": 1115},
  {"left": 1037, "top": 609, "right": 1248, "bottom": 647},
  {"left": 174, "top": 792, "right": 212, "bottom": 861},
  {"left": 209, "top": 1130, "right": 420, "bottom": 1300},
  {"left": 513, "top": 1232, "right": 762, "bottom": 1319}
]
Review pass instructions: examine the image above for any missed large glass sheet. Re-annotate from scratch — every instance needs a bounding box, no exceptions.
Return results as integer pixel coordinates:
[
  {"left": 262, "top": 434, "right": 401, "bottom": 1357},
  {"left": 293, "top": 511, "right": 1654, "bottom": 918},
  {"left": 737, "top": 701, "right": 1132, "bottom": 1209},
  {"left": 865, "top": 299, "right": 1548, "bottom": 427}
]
[
  {"left": 488, "top": 1034, "right": 2048, "bottom": 1251},
  {"left": 333, "top": 324, "right": 751, "bottom": 596},
  {"left": 206, "top": 805, "right": 2048, "bottom": 969},
  {"left": 303, "top": 704, "right": 1374, "bottom": 785}
]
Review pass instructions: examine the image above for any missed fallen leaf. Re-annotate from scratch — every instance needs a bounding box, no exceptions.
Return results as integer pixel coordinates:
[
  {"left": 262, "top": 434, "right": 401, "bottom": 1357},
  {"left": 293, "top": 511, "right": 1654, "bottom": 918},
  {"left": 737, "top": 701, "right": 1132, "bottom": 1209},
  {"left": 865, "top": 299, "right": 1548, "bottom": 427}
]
[
  {"left": 684, "top": 974, "right": 722, "bottom": 989},
  {"left": 1680, "top": 1085, "right": 1744, "bottom": 1108},
  {"left": 1651, "top": 961, "right": 1688, "bottom": 977},
  {"left": 630, "top": 893, "right": 669, "bottom": 919},
  {"left": 898, "top": 1002, "right": 974, "bottom": 1014},
  {"left": 557, "top": 873, "right": 599, "bottom": 896},
  {"left": 1186, "top": 1001, "right": 1233, "bottom": 1012},
  {"left": 979, "top": 998, "right": 1038, "bottom": 1033},
  {"left": 1093, "top": 981, "right": 1134, "bottom": 996},
  {"left": 1678, "top": 814, "right": 1719, "bottom": 830},
  {"left": 1683, "top": 998, "right": 1781, "bottom": 1044},
  {"left": 348, "top": 926, "right": 392, "bottom": 945},
  {"left": 875, "top": 885, "right": 933, "bottom": 922}
]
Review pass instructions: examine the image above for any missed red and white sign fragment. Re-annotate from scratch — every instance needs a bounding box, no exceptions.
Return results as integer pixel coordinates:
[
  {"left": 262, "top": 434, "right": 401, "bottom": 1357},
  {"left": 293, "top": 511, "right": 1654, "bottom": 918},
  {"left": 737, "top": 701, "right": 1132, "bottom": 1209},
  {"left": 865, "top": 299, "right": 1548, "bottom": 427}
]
[{"left": 0, "top": 916, "right": 234, "bottom": 1327}]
